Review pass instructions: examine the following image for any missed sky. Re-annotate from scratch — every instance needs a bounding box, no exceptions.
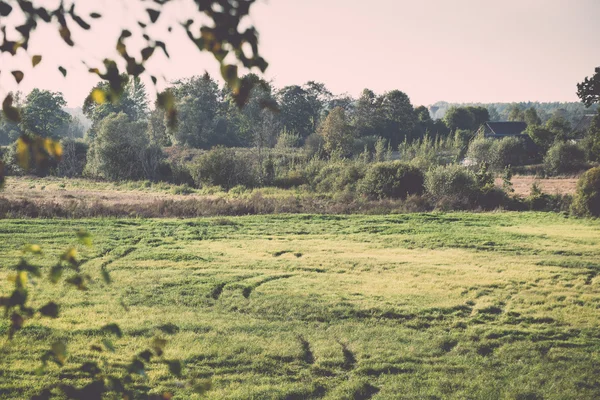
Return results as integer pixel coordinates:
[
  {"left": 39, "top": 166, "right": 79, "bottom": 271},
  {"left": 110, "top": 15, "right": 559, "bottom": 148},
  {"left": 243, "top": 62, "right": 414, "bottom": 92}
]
[{"left": 0, "top": 0, "right": 599, "bottom": 108}]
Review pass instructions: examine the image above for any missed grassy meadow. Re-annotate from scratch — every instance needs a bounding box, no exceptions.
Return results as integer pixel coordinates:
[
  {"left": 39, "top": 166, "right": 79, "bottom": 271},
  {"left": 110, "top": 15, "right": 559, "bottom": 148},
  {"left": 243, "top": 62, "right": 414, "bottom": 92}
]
[{"left": 1, "top": 212, "right": 600, "bottom": 399}]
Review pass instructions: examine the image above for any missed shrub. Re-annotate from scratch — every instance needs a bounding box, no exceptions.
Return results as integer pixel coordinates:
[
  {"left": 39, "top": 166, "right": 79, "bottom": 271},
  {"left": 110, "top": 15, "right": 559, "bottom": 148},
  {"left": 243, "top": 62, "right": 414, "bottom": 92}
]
[
  {"left": 359, "top": 161, "right": 424, "bottom": 199},
  {"left": 466, "top": 138, "right": 495, "bottom": 166},
  {"left": 312, "top": 161, "right": 366, "bottom": 193},
  {"left": 571, "top": 167, "right": 600, "bottom": 217},
  {"left": 425, "top": 165, "right": 479, "bottom": 208},
  {"left": 543, "top": 142, "right": 586, "bottom": 176},
  {"left": 492, "top": 136, "right": 528, "bottom": 169},
  {"left": 273, "top": 170, "right": 306, "bottom": 189},
  {"left": 275, "top": 129, "right": 301, "bottom": 149},
  {"left": 191, "top": 146, "right": 255, "bottom": 189}
]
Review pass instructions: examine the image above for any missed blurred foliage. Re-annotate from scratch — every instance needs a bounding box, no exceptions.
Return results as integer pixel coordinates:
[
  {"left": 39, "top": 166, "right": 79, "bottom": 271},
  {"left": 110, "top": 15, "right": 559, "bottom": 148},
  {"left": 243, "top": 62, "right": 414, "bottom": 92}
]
[{"left": 0, "top": 0, "right": 269, "bottom": 185}]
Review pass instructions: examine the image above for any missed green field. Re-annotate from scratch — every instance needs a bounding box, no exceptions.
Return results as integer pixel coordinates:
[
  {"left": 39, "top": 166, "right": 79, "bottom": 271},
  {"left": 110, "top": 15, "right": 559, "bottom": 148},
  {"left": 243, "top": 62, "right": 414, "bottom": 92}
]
[{"left": 1, "top": 213, "right": 600, "bottom": 399}]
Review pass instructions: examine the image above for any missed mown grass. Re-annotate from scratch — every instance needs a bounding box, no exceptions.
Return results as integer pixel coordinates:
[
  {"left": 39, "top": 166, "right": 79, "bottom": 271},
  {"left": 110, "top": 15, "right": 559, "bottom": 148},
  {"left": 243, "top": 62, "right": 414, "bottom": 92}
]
[{"left": 1, "top": 212, "right": 600, "bottom": 399}]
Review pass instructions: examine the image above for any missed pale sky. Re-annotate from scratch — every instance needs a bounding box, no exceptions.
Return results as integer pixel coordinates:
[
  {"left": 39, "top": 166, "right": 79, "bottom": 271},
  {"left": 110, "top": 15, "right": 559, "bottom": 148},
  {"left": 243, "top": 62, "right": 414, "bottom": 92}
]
[{"left": 1, "top": 0, "right": 599, "bottom": 107}]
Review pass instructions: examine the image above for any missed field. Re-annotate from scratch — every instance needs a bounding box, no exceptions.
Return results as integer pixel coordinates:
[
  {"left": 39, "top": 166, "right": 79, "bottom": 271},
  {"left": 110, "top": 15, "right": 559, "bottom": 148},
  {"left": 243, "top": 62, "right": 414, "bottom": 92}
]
[{"left": 1, "top": 213, "right": 600, "bottom": 399}]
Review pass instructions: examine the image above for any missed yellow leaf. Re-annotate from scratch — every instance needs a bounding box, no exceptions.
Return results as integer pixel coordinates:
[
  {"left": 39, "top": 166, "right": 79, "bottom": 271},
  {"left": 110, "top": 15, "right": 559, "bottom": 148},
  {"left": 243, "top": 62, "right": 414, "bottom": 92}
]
[
  {"left": 16, "top": 137, "right": 30, "bottom": 170},
  {"left": 24, "top": 244, "right": 42, "bottom": 254},
  {"left": 43, "top": 138, "right": 63, "bottom": 160},
  {"left": 91, "top": 89, "right": 106, "bottom": 104}
]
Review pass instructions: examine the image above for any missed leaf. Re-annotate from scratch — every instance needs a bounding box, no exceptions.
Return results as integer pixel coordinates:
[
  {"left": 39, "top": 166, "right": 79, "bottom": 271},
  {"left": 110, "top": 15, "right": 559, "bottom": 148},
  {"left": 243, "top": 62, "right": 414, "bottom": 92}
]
[
  {"left": 0, "top": 1, "right": 12, "bottom": 17},
  {"left": 128, "top": 358, "right": 146, "bottom": 376},
  {"left": 59, "top": 26, "right": 74, "bottom": 46},
  {"left": 80, "top": 362, "right": 101, "bottom": 376},
  {"left": 11, "top": 70, "right": 24, "bottom": 83},
  {"left": 138, "top": 350, "right": 153, "bottom": 362},
  {"left": 16, "top": 136, "right": 30, "bottom": 170},
  {"left": 102, "top": 323, "right": 123, "bottom": 338},
  {"left": 51, "top": 341, "right": 67, "bottom": 365},
  {"left": 76, "top": 230, "right": 92, "bottom": 246},
  {"left": 2, "top": 95, "right": 20, "bottom": 122},
  {"left": 43, "top": 138, "right": 63, "bottom": 160},
  {"left": 191, "top": 379, "right": 212, "bottom": 395},
  {"left": 101, "top": 266, "right": 111, "bottom": 284},
  {"left": 31, "top": 55, "right": 42, "bottom": 67},
  {"left": 24, "top": 244, "right": 42, "bottom": 254},
  {"left": 141, "top": 46, "right": 155, "bottom": 61},
  {"left": 89, "top": 12, "right": 102, "bottom": 19},
  {"left": 102, "top": 338, "right": 115, "bottom": 352},
  {"left": 151, "top": 337, "right": 167, "bottom": 356},
  {"left": 39, "top": 302, "right": 59, "bottom": 318},
  {"left": 9, "top": 312, "right": 24, "bottom": 338},
  {"left": 90, "top": 88, "right": 106, "bottom": 105},
  {"left": 166, "top": 360, "right": 182, "bottom": 377},
  {"left": 49, "top": 264, "right": 63, "bottom": 283},
  {"left": 58, "top": 66, "right": 67, "bottom": 77},
  {"left": 61, "top": 247, "right": 78, "bottom": 266},
  {"left": 147, "top": 9, "right": 160, "bottom": 23}
]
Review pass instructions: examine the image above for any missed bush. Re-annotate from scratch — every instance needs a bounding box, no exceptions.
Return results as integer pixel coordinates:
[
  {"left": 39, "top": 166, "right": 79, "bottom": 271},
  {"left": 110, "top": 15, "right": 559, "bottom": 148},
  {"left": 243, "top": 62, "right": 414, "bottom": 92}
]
[
  {"left": 275, "top": 129, "right": 301, "bottom": 149},
  {"left": 543, "top": 142, "right": 586, "bottom": 176},
  {"left": 191, "top": 147, "right": 255, "bottom": 189},
  {"left": 467, "top": 137, "right": 529, "bottom": 170},
  {"left": 492, "top": 136, "right": 528, "bottom": 169},
  {"left": 312, "top": 161, "right": 366, "bottom": 193},
  {"left": 466, "top": 138, "right": 495, "bottom": 166},
  {"left": 571, "top": 167, "right": 600, "bottom": 217},
  {"left": 359, "top": 161, "right": 424, "bottom": 199},
  {"left": 425, "top": 165, "right": 479, "bottom": 208}
]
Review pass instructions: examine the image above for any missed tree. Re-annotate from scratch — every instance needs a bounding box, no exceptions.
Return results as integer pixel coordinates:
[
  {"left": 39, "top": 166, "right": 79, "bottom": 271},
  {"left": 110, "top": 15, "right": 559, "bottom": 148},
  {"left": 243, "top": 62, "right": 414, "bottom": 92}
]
[
  {"left": 380, "top": 90, "right": 418, "bottom": 146},
  {"left": 277, "top": 85, "right": 315, "bottom": 139},
  {"left": 508, "top": 104, "right": 525, "bottom": 122},
  {"left": 319, "top": 107, "right": 354, "bottom": 156},
  {"left": 169, "top": 74, "right": 223, "bottom": 148},
  {"left": 577, "top": 67, "right": 600, "bottom": 107},
  {"left": 444, "top": 107, "right": 475, "bottom": 131},
  {"left": 354, "top": 89, "right": 384, "bottom": 138},
  {"left": 582, "top": 111, "right": 600, "bottom": 162},
  {"left": 524, "top": 107, "right": 542, "bottom": 126},
  {"left": 545, "top": 112, "right": 572, "bottom": 140},
  {"left": 20, "top": 89, "right": 71, "bottom": 138},
  {"left": 86, "top": 113, "right": 162, "bottom": 180},
  {"left": 526, "top": 125, "right": 555, "bottom": 151}
]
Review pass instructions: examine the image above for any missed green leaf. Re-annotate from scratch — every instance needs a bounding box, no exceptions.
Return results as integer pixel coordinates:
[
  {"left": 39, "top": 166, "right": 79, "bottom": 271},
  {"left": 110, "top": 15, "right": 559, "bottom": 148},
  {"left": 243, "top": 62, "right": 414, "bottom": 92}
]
[
  {"left": 76, "top": 229, "right": 92, "bottom": 246},
  {"left": 89, "top": 12, "right": 102, "bottom": 19},
  {"left": 58, "top": 66, "right": 67, "bottom": 77},
  {"left": 101, "top": 266, "right": 111, "bottom": 284},
  {"left": 151, "top": 337, "right": 167, "bottom": 356},
  {"left": 102, "top": 338, "right": 115, "bottom": 352},
  {"left": 51, "top": 341, "right": 67, "bottom": 366},
  {"left": 39, "top": 302, "right": 59, "bottom": 318},
  {"left": 49, "top": 264, "right": 63, "bottom": 283}
]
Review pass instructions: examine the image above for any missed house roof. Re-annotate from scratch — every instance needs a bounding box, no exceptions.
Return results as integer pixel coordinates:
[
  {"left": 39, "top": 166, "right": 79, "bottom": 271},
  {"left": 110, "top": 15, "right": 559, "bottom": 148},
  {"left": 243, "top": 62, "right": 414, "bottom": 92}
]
[{"left": 483, "top": 122, "right": 527, "bottom": 136}]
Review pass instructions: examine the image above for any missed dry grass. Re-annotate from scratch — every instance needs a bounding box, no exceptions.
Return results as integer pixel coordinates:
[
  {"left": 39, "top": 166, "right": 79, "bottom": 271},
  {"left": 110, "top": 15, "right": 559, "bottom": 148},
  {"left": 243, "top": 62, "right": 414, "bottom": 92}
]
[{"left": 497, "top": 175, "right": 579, "bottom": 197}]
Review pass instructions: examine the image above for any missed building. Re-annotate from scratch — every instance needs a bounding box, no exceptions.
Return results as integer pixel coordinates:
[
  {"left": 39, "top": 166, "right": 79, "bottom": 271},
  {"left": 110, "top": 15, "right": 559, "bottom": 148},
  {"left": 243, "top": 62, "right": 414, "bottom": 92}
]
[{"left": 476, "top": 121, "right": 528, "bottom": 138}]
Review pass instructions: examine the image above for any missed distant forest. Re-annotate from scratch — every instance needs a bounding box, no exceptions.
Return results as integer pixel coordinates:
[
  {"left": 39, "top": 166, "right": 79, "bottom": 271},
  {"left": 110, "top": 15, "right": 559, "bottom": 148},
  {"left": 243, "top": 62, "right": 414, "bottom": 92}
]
[{"left": 430, "top": 101, "right": 598, "bottom": 126}]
